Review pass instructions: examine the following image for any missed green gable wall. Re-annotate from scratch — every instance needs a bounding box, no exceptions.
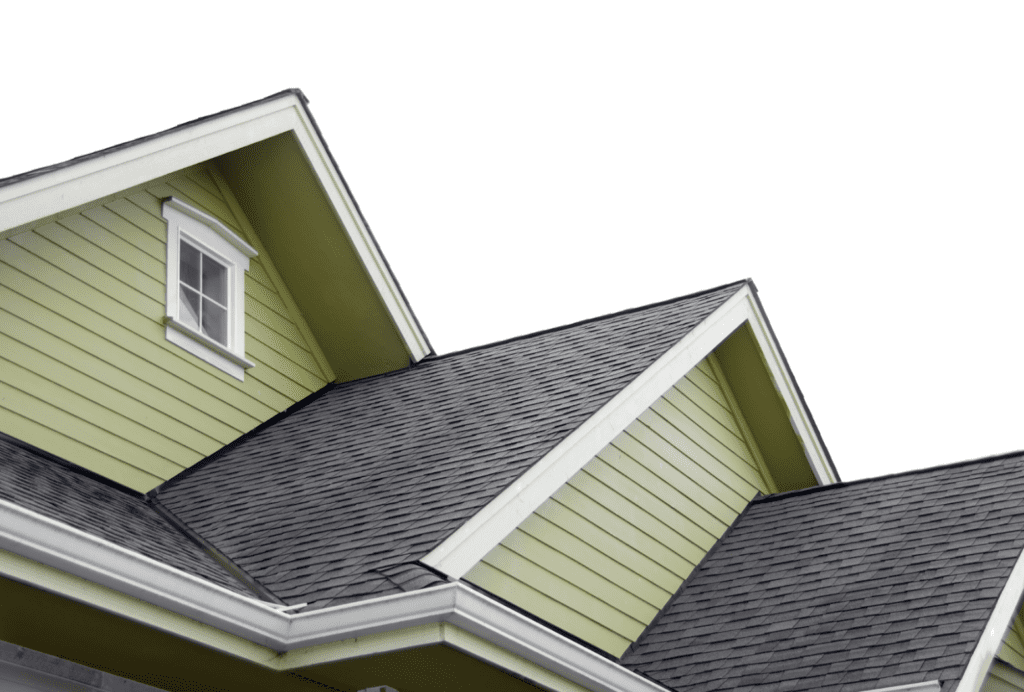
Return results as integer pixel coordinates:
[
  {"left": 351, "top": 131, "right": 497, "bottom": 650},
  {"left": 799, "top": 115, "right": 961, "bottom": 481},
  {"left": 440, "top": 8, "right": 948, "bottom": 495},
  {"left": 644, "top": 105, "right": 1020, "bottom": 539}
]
[
  {"left": 0, "top": 165, "right": 331, "bottom": 493},
  {"left": 999, "top": 613, "right": 1024, "bottom": 672},
  {"left": 464, "top": 353, "right": 779, "bottom": 657}
]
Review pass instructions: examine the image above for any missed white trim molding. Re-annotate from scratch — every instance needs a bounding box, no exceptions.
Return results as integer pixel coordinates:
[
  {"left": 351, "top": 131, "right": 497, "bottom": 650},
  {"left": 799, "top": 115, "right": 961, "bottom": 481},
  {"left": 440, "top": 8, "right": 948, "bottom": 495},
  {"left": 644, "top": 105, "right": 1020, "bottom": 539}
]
[
  {"left": 953, "top": 544, "right": 1024, "bottom": 692},
  {"left": 0, "top": 499, "right": 671, "bottom": 692},
  {"left": 162, "top": 197, "right": 257, "bottom": 380},
  {"left": 0, "top": 91, "right": 431, "bottom": 365},
  {"left": 421, "top": 282, "right": 837, "bottom": 578}
]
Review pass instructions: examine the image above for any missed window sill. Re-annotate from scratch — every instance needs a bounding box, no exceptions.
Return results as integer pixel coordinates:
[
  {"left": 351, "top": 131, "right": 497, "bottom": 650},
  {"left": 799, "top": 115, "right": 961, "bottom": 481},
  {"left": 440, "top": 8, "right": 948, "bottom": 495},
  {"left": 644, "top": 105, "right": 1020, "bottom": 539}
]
[{"left": 164, "top": 316, "right": 255, "bottom": 381}]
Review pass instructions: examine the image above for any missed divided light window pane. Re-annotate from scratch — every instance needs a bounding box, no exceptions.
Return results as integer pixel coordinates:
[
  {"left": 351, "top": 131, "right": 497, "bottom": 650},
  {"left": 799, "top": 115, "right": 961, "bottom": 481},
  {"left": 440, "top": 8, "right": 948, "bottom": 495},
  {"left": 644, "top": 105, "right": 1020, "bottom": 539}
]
[{"left": 179, "top": 238, "right": 229, "bottom": 346}]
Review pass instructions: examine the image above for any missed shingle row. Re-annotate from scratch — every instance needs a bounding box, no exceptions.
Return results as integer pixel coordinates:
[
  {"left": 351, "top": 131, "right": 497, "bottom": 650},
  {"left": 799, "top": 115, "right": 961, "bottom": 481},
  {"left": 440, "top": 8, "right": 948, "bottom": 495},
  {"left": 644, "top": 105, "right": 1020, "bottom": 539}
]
[{"left": 621, "top": 452, "right": 1024, "bottom": 692}]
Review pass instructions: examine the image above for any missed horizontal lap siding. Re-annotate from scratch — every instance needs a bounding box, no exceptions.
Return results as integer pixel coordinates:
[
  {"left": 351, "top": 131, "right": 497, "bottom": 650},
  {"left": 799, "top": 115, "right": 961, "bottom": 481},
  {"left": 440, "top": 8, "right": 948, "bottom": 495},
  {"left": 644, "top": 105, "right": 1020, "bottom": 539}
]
[
  {"left": 0, "top": 165, "right": 329, "bottom": 492},
  {"left": 465, "top": 353, "right": 774, "bottom": 657},
  {"left": 999, "top": 615, "right": 1024, "bottom": 671}
]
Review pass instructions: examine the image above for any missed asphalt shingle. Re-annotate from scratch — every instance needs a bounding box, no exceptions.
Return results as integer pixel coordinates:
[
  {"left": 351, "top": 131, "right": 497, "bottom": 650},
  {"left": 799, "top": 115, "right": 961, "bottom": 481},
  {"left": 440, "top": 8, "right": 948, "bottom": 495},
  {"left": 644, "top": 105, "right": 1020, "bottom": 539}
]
[
  {"left": 156, "top": 281, "right": 744, "bottom": 609},
  {"left": 0, "top": 433, "right": 252, "bottom": 596},
  {"left": 621, "top": 452, "right": 1024, "bottom": 692}
]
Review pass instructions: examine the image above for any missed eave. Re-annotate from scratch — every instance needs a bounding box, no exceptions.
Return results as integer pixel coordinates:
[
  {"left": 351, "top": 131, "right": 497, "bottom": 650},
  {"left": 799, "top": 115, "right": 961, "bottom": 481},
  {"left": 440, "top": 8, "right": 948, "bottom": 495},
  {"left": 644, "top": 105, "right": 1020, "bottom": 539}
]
[{"left": 0, "top": 498, "right": 671, "bottom": 692}]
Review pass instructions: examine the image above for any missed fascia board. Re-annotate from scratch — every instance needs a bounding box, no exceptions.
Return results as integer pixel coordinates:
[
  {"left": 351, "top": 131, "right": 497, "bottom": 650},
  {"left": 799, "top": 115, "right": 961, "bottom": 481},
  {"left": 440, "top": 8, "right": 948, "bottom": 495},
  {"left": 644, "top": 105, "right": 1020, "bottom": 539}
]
[
  {"left": 0, "top": 499, "right": 668, "bottom": 692},
  {"left": 0, "top": 94, "right": 430, "bottom": 363},
  {"left": 953, "top": 544, "right": 1024, "bottom": 692},
  {"left": 0, "top": 96, "right": 299, "bottom": 235},
  {"left": 422, "top": 283, "right": 836, "bottom": 579},
  {"left": 0, "top": 499, "right": 289, "bottom": 648},
  {"left": 286, "top": 101, "right": 432, "bottom": 362},
  {"left": 444, "top": 586, "right": 671, "bottom": 692}
]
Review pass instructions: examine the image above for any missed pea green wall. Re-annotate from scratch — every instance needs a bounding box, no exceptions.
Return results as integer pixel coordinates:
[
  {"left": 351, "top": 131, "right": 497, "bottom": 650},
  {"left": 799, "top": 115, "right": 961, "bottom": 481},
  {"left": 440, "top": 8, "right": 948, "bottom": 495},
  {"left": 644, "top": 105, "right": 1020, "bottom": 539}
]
[
  {"left": 984, "top": 660, "right": 1024, "bottom": 692},
  {"left": 998, "top": 613, "right": 1024, "bottom": 671},
  {"left": 0, "top": 164, "right": 331, "bottom": 493},
  {"left": 464, "top": 353, "right": 778, "bottom": 657}
]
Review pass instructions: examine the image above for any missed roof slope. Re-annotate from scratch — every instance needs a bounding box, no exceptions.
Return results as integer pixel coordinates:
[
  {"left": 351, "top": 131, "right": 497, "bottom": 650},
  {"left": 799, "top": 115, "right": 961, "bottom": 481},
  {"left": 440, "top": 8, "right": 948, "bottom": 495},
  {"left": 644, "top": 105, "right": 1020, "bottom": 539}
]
[
  {"left": 621, "top": 451, "right": 1024, "bottom": 692},
  {"left": 156, "top": 281, "right": 745, "bottom": 609},
  {"left": 0, "top": 434, "right": 251, "bottom": 596}
]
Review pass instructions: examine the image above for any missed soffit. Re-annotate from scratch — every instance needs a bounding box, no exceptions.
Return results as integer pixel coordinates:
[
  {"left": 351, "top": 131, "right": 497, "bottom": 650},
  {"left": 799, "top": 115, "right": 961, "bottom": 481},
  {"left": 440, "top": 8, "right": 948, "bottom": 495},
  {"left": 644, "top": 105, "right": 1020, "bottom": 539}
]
[{"left": 214, "top": 134, "right": 412, "bottom": 381}]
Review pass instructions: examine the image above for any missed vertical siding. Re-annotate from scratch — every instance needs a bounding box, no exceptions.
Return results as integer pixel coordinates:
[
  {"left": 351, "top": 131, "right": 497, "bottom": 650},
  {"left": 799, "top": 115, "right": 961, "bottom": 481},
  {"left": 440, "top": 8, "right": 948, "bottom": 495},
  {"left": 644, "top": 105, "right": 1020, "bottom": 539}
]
[
  {"left": 464, "top": 353, "right": 776, "bottom": 657},
  {"left": 0, "top": 165, "right": 330, "bottom": 492}
]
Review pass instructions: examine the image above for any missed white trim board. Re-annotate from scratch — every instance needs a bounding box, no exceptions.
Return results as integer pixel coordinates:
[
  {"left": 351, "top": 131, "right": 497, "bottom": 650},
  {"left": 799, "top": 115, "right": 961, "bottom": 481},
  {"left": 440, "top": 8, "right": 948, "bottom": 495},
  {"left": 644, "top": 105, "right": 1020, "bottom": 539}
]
[
  {"left": 0, "top": 499, "right": 670, "bottom": 692},
  {"left": 954, "top": 544, "right": 1024, "bottom": 692},
  {"left": 422, "top": 282, "right": 837, "bottom": 578},
  {"left": 0, "top": 92, "right": 430, "bottom": 364}
]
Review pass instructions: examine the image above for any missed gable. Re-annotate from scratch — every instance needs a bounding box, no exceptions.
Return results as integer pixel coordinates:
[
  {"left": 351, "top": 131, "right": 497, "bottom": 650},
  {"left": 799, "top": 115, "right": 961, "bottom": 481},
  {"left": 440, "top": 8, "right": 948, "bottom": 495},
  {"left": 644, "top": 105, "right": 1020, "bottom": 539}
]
[
  {"left": 464, "top": 350, "right": 780, "bottom": 656},
  {"left": 0, "top": 91, "right": 432, "bottom": 381},
  {"left": 0, "top": 163, "right": 331, "bottom": 492}
]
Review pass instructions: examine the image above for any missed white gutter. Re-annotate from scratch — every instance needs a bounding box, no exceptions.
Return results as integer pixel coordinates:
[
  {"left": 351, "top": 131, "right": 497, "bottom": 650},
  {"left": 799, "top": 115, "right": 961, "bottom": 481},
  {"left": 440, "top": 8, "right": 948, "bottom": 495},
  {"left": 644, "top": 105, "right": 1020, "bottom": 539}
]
[{"left": 0, "top": 499, "right": 669, "bottom": 692}]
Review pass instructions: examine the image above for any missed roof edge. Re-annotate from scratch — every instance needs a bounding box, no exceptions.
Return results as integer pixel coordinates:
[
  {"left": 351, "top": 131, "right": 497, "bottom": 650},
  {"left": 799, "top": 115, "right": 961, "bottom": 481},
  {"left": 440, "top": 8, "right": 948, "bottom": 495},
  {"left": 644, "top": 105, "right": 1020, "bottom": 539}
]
[
  {"left": 0, "top": 496, "right": 671, "bottom": 692},
  {"left": 426, "top": 279, "right": 749, "bottom": 361},
  {"left": 0, "top": 90, "right": 305, "bottom": 191},
  {"left": 752, "top": 448, "right": 1024, "bottom": 506}
]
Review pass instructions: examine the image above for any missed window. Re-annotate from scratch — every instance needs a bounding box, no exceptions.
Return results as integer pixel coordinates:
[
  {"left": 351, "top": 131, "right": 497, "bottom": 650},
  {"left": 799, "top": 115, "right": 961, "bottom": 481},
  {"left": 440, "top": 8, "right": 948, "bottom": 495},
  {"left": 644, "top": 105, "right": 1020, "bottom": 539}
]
[{"left": 162, "top": 197, "right": 257, "bottom": 380}]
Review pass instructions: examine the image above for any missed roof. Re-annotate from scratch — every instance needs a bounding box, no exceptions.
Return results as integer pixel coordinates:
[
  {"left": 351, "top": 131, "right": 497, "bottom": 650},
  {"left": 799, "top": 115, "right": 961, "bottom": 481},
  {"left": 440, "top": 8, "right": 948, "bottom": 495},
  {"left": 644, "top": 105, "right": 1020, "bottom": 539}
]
[
  {"left": 621, "top": 451, "right": 1024, "bottom": 692},
  {"left": 154, "top": 280, "right": 746, "bottom": 609},
  {"left": 0, "top": 90, "right": 305, "bottom": 190},
  {"left": 0, "top": 433, "right": 252, "bottom": 597}
]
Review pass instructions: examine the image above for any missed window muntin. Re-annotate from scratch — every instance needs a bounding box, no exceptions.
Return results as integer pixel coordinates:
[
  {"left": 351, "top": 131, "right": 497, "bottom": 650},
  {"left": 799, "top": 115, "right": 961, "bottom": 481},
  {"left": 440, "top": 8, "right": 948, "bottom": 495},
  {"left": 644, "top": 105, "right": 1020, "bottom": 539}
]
[{"left": 179, "top": 237, "right": 229, "bottom": 346}]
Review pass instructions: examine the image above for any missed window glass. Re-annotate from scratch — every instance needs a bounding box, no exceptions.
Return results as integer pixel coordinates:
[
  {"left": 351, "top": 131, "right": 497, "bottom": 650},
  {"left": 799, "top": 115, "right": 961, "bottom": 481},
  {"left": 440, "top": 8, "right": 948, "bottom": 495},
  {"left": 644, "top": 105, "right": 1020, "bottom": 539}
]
[
  {"left": 202, "top": 255, "right": 228, "bottom": 305},
  {"left": 180, "top": 241, "right": 201, "bottom": 290},
  {"left": 180, "top": 285, "right": 201, "bottom": 331},
  {"left": 180, "top": 238, "right": 229, "bottom": 346},
  {"left": 202, "top": 299, "right": 228, "bottom": 345}
]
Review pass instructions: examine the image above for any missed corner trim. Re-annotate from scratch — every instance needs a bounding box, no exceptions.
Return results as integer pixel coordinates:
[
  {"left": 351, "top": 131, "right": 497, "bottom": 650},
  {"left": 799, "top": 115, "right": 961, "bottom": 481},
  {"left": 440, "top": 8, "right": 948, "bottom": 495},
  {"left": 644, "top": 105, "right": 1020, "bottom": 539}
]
[{"left": 421, "top": 283, "right": 836, "bottom": 578}]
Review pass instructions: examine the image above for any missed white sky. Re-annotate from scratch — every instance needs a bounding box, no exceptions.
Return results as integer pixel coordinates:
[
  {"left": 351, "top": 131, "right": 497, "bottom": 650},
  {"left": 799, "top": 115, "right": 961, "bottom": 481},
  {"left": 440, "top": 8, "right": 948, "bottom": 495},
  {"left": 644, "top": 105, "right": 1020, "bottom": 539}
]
[{"left": 3, "top": 2, "right": 1022, "bottom": 482}]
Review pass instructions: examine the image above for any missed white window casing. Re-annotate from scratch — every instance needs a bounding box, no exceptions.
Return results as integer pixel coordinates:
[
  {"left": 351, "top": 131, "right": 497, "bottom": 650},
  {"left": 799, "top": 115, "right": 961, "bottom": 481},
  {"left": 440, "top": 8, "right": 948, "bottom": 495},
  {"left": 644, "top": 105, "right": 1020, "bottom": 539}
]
[{"left": 161, "top": 197, "right": 257, "bottom": 380}]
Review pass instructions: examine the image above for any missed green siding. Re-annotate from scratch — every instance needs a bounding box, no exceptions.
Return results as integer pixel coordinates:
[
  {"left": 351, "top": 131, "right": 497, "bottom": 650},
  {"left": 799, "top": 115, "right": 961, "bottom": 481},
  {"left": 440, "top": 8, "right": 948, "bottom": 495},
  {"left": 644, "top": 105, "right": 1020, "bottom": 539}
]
[
  {"left": 984, "top": 661, "right": 1024, "bottom": 692},
  {"left": 0, "top": 165, "right": 330, "bottom": 492},
  {"left": 465, "top": 352, "right": 776, "bottom": 657},
  {"left": 999, "top": 613, "right": 1024, "bottom": 671}
]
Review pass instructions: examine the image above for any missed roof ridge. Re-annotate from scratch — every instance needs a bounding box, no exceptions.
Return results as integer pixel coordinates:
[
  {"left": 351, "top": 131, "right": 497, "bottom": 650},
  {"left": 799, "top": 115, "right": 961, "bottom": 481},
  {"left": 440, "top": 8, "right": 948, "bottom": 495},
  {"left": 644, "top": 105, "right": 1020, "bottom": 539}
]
[
  {"left": 421, "top": 278, "right": 749, "bottom": 362},
  {"left": 754, "top": 447, "right": 1024, "bottom": 505}
]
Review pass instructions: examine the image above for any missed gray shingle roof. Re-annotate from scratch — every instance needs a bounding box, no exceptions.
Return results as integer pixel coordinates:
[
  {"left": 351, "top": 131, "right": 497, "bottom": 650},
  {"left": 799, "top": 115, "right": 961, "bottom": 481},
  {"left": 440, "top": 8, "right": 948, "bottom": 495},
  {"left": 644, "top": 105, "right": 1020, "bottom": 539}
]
[
  {"left": 621, "top": 451, "right": 1024, "bottom": 692},
  {"left": 156, "top": 281, "right": 745, "bottom": 609},
  {"left": 0, "top": 433, "right": 252, "bottom": 597}
]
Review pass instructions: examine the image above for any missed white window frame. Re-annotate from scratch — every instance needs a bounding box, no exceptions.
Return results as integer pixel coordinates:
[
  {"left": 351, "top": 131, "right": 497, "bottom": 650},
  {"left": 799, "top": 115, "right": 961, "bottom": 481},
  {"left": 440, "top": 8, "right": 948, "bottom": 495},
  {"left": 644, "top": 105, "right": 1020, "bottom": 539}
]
[{"left": 162, "top": 197, "right": 257, "bottom": 381}]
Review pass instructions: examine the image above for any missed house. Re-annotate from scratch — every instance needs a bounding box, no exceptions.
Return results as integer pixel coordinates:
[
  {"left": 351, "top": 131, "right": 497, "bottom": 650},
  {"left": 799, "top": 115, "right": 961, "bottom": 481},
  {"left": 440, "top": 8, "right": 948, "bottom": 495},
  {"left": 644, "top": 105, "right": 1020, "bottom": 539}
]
[{"left": 0, "top": 89, "right": 1022, "bottom": 692}]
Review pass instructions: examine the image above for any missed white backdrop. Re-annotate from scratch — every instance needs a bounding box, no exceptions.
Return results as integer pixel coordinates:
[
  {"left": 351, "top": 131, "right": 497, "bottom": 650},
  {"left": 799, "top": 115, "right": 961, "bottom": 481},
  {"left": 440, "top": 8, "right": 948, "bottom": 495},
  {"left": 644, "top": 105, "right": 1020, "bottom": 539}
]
[{"left": 3, "top": 2, "right": 1022, "bottom": 481}]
